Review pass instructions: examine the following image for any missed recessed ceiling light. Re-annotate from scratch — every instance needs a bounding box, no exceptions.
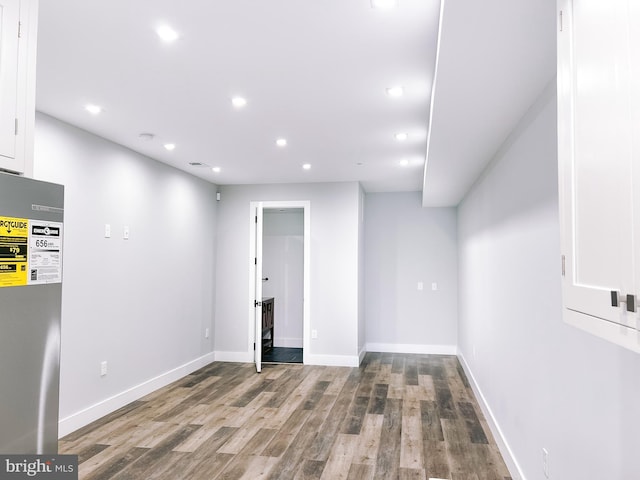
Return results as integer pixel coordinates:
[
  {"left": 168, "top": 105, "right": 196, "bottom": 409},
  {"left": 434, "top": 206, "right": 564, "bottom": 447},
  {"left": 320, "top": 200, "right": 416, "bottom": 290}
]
[
  {"left": 399, "top": 159, "right": 409, "bottom": 167},
  {"left": 156, "top": 25, "right": 179, "bottom": 42},
  {"left": 395, "top": 132, "right": 408, "bottom": 141},
  {"left": 276, "top": 138, "right": 287, "bottom": 147},
  {"left": 371, "top": 0, "right": 398, "bottom": 9},
  {"left": 386, "top": 86, "right": 404, "bottom": 98},
  {"left": 164, "top": 143, "right": 176, "bottom": 151},
  {"left": 302, "top": 163, "right": 311, "bottom": 170},
  {"left": 232, "top": 97, "right": 247, "bottom": 108},
  {"left": 212, "top": 167, "right": 221, "bottom": 173},
  {"left": 85, "top": 104, "right": 102, "bottom": 115}
]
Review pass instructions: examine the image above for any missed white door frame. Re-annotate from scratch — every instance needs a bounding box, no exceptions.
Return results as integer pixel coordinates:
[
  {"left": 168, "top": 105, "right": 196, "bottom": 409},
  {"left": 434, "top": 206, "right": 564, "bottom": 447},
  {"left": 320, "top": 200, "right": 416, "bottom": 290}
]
[{"left": 249, "top": 200, "right": 311, "bottom": 366}]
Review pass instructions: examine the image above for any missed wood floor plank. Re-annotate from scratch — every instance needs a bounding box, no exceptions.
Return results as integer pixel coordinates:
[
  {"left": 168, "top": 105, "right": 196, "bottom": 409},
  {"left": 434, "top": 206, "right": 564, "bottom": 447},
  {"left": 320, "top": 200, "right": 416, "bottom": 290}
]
[
  {"left": 420, "top": 400, "right": 444, "bottom": 442},
  {"left": 418, "top": 373, "right": 435, "bottom": 392},
  {"left": 387, "top": 372, "right": 405, "bottom": 399},
  {"left": 458, "top": 401, "right": 489, "bottom": 444},
  {"left": 400, "top": 414, "right": 423, "bottom": 470},
  {"left": 373, "top": 363, "right": 391, "bottom": 385},
  {"left": 216, "top": 428, "right": 279, "bottom": 479},
  {"left": 319, "top": 434, "right": 359, "bottom": 480},
  {"left": 59, "top": 356, "right": 512, "bottom": 480},
  {"left": 167, "top": 426, "right": 239, "bottom": 477},
  {"left": 424, "top": 440, "right": 450, "bottom": 479},
  {"left": 442, "top": 418, "right": 476, "bottom": 475},
  {"left": 340, "top": 395, "right": 369, "bottom": 435},
  {"left": 262, "top": 408, "right": 312, "bottom": 457},
  {"left": 399, "top": 467, "right": 426, "bottom": 480},
  {"left": 346, "top": 463, "right": 374, "bottom": 480},
  {"left": 75, "top": 443, "right": 110, "bottom": 464},
  {"left": 306, "top": 392, "right": 355, "bottom": 461},
  {"left": 108, "top": 424, "right": 202, "bottom": 480},
  {"left": 302, "top": 381, "right": 331, "bottom": 410},
  {"left": 83, "top": 446, "right": 149, "bottom": 480},
  {"left": 267, "top": 394, "right": 337, "bottom": 480},
  {"left": 434, "top": 377, "right": 457, "bottom": 420},
  {"left": 294, "top": 459, "right": 326, "bottom": 480},
  {"left": 319, "top": 367, "right": 351, "bottom": 395},
  {"left": 239, "top": 455, "right": 279, "bottom": 480},
  {"left": 391, "top": 354, "right": 405, "bottom": 374},
  {"left": 140, "top": 451, "right": 190, "bottom": 480},
  {"left": 367, "top": 383, "right": 389, "bottom": 415},
  {"left": 267, "top": 367, "right": 323, "bottom": 410},
  {"left": 404, "top": 356, "right": 419, "bottom": 386},
  {"left": 373, "top": 398, "right": 402, "bottom": 480},
  {"left": 353, "top": 414, "right": 384, "bottom": 466}
]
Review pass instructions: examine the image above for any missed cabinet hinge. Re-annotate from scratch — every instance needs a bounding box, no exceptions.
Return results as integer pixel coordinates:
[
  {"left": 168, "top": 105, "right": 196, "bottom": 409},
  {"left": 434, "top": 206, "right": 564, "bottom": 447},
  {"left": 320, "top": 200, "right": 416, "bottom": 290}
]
[
  {"left": 14, "top": 118, "right": 18, "bottom": 135},
  {"left": 561, "top": 255, "right": 566, "bottom": 276},
  {"left": 18, "top": 21, "right": 22, "bottom": 38},
  {"left": 559, "top": 10, "right": 563, "bottom": 32}
]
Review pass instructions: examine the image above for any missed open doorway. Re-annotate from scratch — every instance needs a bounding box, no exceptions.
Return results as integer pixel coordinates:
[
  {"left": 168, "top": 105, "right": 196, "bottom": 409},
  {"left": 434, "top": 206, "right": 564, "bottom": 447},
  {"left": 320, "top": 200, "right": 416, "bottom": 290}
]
[
  {"left": 261, "top": 208, "right": 304, "bottom": 363},
  {"left": 249, "top": 201, "right": 310, "bottom": 372}
]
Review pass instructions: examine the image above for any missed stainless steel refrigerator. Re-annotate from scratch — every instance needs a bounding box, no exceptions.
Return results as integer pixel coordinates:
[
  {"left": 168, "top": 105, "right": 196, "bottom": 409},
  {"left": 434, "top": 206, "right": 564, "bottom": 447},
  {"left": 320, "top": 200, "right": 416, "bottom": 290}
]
[{"left": 0, "top": 172, "right": 64, "bottom": 454}]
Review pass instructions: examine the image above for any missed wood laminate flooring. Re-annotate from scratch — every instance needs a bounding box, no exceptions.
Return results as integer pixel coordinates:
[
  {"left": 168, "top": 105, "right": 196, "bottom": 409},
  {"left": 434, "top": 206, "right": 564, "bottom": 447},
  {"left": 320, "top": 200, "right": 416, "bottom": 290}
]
[{"left": 59, "top": 353, "right": 512, "bottom": 480}]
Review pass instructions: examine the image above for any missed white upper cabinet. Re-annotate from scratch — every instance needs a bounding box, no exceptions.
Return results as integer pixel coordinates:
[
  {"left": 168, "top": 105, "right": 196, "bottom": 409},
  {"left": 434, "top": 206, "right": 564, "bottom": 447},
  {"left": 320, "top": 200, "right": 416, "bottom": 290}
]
[
  {"left": 0, "top": 0, "right": 37, "bottom": 175},
  {"left": 558, "top": 0, "right": 640, "bottom": 351}
]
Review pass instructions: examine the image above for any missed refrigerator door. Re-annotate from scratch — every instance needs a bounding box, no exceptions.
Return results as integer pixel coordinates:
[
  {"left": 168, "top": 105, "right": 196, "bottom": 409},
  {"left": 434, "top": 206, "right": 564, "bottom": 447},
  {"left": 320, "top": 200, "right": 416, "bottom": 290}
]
[{"left": 0, "top": 173, "right": 64, "bottom": 454}]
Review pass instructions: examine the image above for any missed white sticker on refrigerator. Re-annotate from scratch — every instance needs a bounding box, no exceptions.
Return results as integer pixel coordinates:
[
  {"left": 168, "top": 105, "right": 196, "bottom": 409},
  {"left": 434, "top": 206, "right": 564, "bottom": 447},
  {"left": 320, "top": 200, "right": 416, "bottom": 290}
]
[{"left": 28, "top": 220, "right": 63, "bottom": 285}]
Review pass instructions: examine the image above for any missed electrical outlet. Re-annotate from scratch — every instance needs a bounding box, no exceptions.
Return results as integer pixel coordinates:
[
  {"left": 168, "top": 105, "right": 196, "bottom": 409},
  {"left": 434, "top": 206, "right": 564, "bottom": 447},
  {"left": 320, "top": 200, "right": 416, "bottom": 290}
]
[
  {"left": 542, "top": 448, "right": 549, "bottom": 478},
  {"left": 432, "top": 282, "right": 438, "bottom": 291},
  {"left": 205, "top": 328, "right": 209, "bottom": 338},
  {"left": 100, "top": 361, "right": 108, "bottom": 377},
  {"left": 311, "top": 329, "right": 318, "bottom": 339},
  {"left": 417, "top": 282, "right": 424, "bottom": 291}
]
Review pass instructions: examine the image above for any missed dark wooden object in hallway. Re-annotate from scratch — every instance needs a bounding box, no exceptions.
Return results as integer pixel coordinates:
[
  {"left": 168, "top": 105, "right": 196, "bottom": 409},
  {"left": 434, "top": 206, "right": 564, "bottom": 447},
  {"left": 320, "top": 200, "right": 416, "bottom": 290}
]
[{"left": 59, "top": 354, "right": 512, "bottom": 479}]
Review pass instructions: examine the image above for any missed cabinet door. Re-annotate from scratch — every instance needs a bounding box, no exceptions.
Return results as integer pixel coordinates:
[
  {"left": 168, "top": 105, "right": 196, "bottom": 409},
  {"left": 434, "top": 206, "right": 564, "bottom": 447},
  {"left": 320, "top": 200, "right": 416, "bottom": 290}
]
[
  {"left": 558, "top": 0, "right": 640, "bottom": 350},
  {"left": 0, "top": 0, "right": 20, "bottom": 166}
]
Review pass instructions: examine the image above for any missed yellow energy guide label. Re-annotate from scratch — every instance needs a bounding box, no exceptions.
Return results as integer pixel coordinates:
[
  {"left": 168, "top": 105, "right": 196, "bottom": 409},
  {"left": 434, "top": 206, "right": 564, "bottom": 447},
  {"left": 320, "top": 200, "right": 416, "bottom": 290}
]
[{"left": 0, "top": 216, "right": 63, "bottom": 287}]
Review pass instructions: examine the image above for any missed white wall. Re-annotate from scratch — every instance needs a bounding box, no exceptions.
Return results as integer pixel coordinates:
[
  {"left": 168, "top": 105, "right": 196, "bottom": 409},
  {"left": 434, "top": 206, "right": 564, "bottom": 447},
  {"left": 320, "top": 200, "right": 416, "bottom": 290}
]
[
  {"left": 364, "top": 192, "right": 457, "bottom": 353},
  {"left": 33, "top": 113, "right": 218, "bottom": 435},
  {"left": 215, "top": 182, "right": 361, "bottom": 366},
  {"left": 457, "top": 84, "right": 640, "bottom": 479},
  {"left": 262, "top": 209, "right": 304, "bottom": 348}
]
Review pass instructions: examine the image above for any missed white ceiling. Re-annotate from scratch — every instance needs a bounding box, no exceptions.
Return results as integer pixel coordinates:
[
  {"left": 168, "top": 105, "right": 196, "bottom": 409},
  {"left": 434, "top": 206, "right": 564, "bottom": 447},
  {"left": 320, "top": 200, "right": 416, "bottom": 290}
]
[
  {"left": 424, "top": 0, "right": 557, "bottom": 206},
  {"left": 36, "top": 0, "right": 440, "bottom": 194},
  {"left": 35, "top": 0, "right": 556, "bottom": 206}
]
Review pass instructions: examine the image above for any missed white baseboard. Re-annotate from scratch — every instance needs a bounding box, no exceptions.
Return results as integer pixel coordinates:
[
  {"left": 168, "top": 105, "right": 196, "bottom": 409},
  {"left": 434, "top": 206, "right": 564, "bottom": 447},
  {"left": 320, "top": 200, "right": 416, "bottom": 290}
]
[
  {"left": 457, "top": 353, "right": 525, "bottom": 480},
  {"left": 214, "top": 350, "right": 254, "bottom": 363},
  {"left": 358, "top": 345, "right": 367, "bottom": 365},
  {"left": 58, "top": 352, "right": 216, "bottom": 438},
  {"left": 305, "top": 354, "right": 360, "bottom": 367},
  {"left": 365, "top": 343, "right": 457, "bottom": 355}
]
